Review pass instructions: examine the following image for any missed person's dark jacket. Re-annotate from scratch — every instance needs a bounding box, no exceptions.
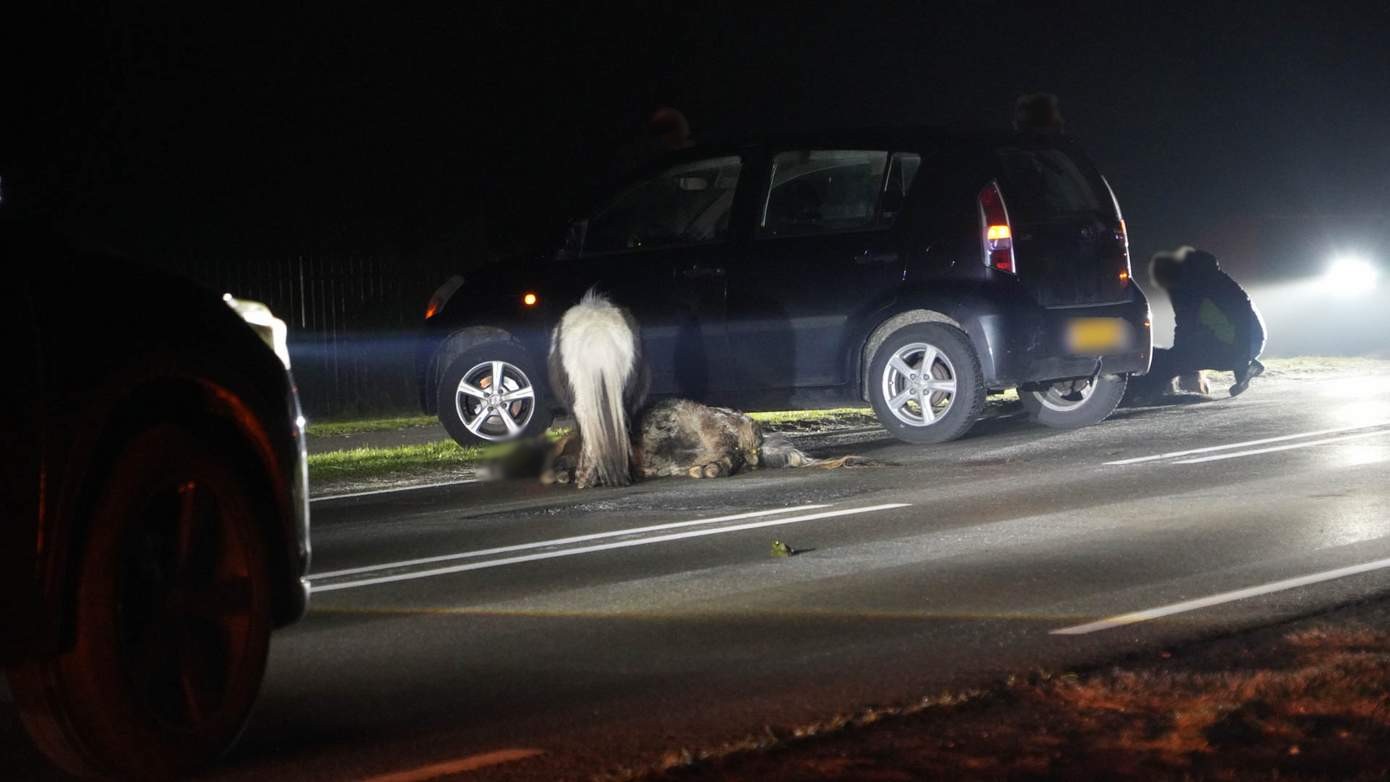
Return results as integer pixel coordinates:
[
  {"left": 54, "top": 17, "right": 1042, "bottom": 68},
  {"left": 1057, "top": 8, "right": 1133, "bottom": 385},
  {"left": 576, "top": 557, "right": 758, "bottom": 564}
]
[{"left": 1166, "top": 250, "right": 1265, "bottom": 368}]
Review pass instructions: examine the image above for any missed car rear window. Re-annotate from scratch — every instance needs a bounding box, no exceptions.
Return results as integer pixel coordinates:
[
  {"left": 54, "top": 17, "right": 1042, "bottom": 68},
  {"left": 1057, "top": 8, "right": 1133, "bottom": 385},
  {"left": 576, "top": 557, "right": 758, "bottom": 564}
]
[{"left": 996, "top": 147, "right": 1108, "bottom": 222}]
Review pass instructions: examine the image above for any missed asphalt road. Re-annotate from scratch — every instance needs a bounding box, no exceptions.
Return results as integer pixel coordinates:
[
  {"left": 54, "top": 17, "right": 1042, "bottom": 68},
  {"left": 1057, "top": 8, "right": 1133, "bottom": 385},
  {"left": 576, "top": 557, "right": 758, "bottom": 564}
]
[{"left": 7, "top": 369, "right": 1390, "bottom": 780}]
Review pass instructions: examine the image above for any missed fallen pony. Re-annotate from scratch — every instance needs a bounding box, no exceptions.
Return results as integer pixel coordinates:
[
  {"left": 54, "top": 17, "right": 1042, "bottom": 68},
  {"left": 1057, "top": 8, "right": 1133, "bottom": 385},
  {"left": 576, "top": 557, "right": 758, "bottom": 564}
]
[{"left": 543, "top": 398, "right": 875, "bottom": 486}]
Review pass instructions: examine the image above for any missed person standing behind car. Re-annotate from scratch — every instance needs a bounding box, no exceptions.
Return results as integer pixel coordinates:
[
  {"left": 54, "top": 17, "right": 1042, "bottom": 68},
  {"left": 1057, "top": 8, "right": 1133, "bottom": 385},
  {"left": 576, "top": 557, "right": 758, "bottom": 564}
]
[
  {"left": 1013, "top": 93, "right": 1066, "bottom": 135},
  {"left": 1132, "top": 246, "right": 1267, "bottom": 399}
]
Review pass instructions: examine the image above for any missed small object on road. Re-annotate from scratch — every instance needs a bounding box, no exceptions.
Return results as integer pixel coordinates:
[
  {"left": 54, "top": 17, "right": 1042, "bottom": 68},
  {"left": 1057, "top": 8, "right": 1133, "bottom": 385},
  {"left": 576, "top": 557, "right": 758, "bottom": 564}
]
[{"left": 771, "top": 540, "right": 798, "bottom": 558}]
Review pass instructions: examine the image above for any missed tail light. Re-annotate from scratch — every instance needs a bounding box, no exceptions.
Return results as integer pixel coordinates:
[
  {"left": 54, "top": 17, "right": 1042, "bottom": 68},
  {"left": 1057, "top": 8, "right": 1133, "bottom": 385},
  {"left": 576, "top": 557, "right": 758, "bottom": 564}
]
[
  {"left": 1102, "top": 177, "right": 1133, "bottom": 286},
  {"left": 1115, "top": 218, "right": 1132, "bottom": 286},
  {"left": 978, "top": 181, "right": 1015, "bottom": 274}
]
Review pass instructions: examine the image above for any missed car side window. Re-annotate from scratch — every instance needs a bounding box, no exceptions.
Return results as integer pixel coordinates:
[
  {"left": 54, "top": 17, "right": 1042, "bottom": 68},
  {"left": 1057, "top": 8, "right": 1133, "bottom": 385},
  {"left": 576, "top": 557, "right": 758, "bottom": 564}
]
[
  {"left": 582, "top": 156, "right": 743, "bottom": 255},
  {"left": 878, "top": 152, "right": 921, "bottom": 226},
  {"left": 758, "top": 150, "right": 889, "bottom": 238}
]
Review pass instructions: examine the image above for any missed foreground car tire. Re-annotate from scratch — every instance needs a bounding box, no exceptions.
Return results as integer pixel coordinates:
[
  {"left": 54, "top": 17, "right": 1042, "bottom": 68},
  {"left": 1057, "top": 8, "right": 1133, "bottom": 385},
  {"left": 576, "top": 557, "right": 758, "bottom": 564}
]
[
  {"left": 1020, "top": 373, "right": 1128, "bottom": 428},
  {"left": 6, "top": 424, "right": 273, "bottom": 780},
  {"left": 438, "top": 342, "right": 554, "bottom": 446},
  {"left": 868, "top": 323, "right": 986, "bottom": 444}
]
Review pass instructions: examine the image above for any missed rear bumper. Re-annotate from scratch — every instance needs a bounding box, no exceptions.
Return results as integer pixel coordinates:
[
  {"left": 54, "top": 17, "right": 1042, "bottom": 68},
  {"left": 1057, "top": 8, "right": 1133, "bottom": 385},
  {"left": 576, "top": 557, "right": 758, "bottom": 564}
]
[{"left": 973, "top": 288, "right": 1152, "bottom": 387}]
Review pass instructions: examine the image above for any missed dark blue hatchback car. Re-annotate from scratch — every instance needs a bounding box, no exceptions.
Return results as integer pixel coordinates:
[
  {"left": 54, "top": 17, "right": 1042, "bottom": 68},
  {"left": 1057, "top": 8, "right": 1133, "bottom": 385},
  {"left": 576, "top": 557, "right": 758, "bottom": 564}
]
[{"left": 418, "top": 127, "right": 1152, "bottom": 445}]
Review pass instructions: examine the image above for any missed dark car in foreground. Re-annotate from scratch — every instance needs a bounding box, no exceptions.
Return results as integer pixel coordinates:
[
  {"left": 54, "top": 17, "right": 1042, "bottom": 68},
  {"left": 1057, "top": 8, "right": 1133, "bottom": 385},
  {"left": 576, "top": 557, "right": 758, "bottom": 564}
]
[
  {"left": 1, "top": 220, "right": 310, "bottom": 779},
  {"left": 418, "top": 127, "right": 1152, "bottom": 446}
]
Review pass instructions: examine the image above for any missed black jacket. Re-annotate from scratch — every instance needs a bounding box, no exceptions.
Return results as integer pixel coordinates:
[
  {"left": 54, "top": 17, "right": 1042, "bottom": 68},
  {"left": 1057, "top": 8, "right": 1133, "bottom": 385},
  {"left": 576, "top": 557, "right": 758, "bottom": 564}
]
[{"left": 1168, "top": 250, "right": 1265, "bottom": 365}]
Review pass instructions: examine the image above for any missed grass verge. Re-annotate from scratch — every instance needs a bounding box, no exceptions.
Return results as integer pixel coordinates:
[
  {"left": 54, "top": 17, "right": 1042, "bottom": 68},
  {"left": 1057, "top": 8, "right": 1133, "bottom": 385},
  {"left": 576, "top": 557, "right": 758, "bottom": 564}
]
[
  {"left": 1260, "top": 355, "right": 1390, "bottom": 377},
  {"left": 309, "top": 439, "right": 493, "bottom": 483},
  {"left": 624, "top": 620, "right": 1390, "bottom": 781},
  {"left": 307, "top": 415, "right": 436, "bottom": 438}
]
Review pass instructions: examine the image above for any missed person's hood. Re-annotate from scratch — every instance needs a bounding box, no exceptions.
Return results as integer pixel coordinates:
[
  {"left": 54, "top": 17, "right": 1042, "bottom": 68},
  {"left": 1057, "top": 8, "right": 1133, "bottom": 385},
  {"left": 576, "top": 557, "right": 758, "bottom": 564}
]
[{"left": 1150, "top": 245, "right": 1222, "bottom": 289}]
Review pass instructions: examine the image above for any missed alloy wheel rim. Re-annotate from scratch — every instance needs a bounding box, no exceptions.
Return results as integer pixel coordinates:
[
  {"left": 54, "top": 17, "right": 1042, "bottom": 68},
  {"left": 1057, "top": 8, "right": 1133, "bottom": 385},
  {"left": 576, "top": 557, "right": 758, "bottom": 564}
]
[
  {"left": 881, "top": 342, "right": 958, "bottom": 427},
  {"left": 455, "top": 360, "right": 536, "bottom": 441},
  {"left": 1034, "top": 378, "right": 1097, "bottom": 412}
]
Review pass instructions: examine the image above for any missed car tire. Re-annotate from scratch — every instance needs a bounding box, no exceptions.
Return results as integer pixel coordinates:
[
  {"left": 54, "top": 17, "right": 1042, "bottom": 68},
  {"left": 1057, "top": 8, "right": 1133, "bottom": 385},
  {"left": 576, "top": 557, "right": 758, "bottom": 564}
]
[
  {"left": 438, "top": 341, "right": 553, "bottom": 446},
  {"left": 868, "top": 323, "right": 986, "bottom": 444},
  {"left": 6, "top": 424, "right": 274, "bottom": 780},
  {"left": 1020, "top": 373, "right": 1128, "bottom": 428}
]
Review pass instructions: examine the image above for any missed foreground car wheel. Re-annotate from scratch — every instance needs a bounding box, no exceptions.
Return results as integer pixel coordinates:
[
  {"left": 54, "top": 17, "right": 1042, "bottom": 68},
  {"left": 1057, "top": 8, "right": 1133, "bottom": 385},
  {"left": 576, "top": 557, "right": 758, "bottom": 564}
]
[
  {"left": 868, "top": 323, "right": 985, "bottom": 444},
  {"left": 6, "top": 425, "right": 273, "bottom": 780},
  {"left": 438, "top": 342, "right": 554, "bottom": 446},
  {"left": 1020, "top": 373, "right": 1128, "bottom": 428}
]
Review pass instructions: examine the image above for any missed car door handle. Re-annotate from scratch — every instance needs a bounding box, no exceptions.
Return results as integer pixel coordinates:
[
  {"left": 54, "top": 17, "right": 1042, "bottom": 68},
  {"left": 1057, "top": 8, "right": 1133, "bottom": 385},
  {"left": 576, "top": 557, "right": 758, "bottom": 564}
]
[
  {"left": 680, "top": 264, "right": 725, "bottom": 279},
  {"left": 852, "top": 250, "right": 899, "bottom": 265}
]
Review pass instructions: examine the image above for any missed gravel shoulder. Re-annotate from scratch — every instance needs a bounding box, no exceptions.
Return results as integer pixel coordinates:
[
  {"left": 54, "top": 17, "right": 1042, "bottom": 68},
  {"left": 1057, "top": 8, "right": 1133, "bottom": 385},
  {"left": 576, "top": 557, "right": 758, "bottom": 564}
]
[{"left": 627, "top": 597, "right": 1390, "bottom": 781}]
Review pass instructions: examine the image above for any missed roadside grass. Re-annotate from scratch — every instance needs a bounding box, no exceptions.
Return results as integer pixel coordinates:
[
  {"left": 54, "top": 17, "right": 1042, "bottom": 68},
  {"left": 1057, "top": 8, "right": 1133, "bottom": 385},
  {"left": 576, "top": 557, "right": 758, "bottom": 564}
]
[
  {"left": 308, "top": 428, "right": 571, "bottom": 484},
  {"left": 631, "top": 622, "right": 1390, "bottom": 781},
  {"left": 1260, "top": 355, "right": 1390, "bottom": 377},
  {"left": 749, "top": 407, "right": 876, "bottom": 432},
  {"left": 309, "top": 439, "right": 492, "bottom": 482},
  {"left": 307, "top": 414, "right": 437, "bottom": 438}
]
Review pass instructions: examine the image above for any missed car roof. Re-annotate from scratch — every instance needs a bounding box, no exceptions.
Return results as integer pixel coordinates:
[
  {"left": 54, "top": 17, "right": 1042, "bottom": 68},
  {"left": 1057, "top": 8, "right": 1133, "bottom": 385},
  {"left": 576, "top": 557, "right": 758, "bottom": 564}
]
[{"left": 699, "top": 125, "right": 1065, "bottom": 153}]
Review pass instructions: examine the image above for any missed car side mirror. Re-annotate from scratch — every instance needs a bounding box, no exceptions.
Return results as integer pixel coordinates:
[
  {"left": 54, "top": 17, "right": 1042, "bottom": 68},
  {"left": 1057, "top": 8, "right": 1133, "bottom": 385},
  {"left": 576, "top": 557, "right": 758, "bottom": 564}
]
[{"left": 558, "top": 219, "right": 588, "bottom": 260}]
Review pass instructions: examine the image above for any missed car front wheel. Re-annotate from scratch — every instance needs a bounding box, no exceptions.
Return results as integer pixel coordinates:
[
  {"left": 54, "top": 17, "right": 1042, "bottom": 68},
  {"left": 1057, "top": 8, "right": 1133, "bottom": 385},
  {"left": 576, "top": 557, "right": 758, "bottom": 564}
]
[
  {"left": 438, "top": 342, "right": 553, "bottom": 446},
  {"left": 868, "top": 323, "right": 986, "bottom": 444},
  {"left": 6, "top": 424, "right": 274, "bottom": 780},
  {"left": 1020, "top": 373, "right": 1128, "bottom": 428}
]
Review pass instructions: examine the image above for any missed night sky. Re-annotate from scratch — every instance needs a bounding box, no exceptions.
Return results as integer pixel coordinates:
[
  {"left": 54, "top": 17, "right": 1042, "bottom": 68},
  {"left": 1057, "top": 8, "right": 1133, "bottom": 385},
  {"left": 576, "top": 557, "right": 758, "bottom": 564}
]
[{"left": 9, "top": 1, "right": 1390, "bottom": 281}]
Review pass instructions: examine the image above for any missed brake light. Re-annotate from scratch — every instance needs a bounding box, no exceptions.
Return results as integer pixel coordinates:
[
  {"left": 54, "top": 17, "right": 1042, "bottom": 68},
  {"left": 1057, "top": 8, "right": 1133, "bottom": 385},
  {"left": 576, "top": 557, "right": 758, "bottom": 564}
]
[
  {"left": 1103, "top": 178, "right": 1133, "bottom": 284},
  {"left": 978, "top": 181, "right": 1016, "bottom": 274},
  {"left": 1116, "top": 218, "right": 1132, "bottom": 285}
]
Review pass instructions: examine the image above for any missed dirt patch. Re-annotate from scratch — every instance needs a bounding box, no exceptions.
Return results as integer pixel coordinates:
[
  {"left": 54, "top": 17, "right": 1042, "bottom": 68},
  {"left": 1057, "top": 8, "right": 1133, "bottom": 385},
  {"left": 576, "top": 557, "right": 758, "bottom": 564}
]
[{"left": 623, "top": 619, "right": 1390, "bottom": 781}]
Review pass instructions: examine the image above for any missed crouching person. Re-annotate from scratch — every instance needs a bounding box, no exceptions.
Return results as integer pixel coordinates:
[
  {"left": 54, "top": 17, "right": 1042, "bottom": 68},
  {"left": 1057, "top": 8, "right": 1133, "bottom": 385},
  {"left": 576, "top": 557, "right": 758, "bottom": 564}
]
[{"left": 1131, "top": 247, "right": 1267, "bottom": 399}]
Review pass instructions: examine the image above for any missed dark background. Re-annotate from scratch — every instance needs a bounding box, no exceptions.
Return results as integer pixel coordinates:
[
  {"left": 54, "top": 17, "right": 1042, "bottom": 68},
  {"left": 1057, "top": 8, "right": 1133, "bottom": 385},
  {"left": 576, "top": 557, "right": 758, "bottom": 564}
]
[
  {"left": 11, "top": 1, "right": 1390, "bottom": 273},
  {"left": 7, "top": 1, "right": 1389, "bottom": 412}
]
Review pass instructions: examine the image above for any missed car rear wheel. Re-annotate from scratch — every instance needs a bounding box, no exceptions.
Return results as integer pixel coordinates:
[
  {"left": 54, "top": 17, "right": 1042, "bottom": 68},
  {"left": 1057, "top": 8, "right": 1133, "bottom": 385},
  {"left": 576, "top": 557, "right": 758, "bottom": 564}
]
[
  {"left": 6, "top": 424, "right": 273, "bottom": 780},
  {"left": 438, "top": 342, "right": 554, "bottom": 446},
  {"left": 1020, "top": 373, "right": 1128, "bottom": 428},
  {"left": 868, "top": 323, "right": 986, "bottom": 444}
]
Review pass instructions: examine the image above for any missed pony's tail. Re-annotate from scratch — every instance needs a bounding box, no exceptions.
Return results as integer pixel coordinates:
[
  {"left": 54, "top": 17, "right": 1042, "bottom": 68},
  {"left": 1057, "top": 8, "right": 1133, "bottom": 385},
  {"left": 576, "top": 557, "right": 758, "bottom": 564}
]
[{"left": 550, "top": 290, "right": 642, "bottom": 487}]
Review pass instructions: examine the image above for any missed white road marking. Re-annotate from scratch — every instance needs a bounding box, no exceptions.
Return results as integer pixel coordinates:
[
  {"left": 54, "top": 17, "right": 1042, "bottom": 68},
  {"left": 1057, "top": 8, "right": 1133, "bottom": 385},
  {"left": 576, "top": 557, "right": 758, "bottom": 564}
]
[
  {"left": 1174, "top": 428, "right": 1390, "bottom": 464},
  {"left": 312, "top": 503, "right": 910, "bottom": 593},
  {"left": 1104, "top": 420, "right": 1390, "bottom": 466},
  {"left": 311, "top": 479, "right": 481, "bottom": 503},
  {"left": 1052, "top": 555, "right": 1390, "bottom": 635},
  {"left": 358, "top": 748, "right": 544, "bottom": 782},
  {"left": 312, "top": 504, "right": 833, "bottom": 579}
]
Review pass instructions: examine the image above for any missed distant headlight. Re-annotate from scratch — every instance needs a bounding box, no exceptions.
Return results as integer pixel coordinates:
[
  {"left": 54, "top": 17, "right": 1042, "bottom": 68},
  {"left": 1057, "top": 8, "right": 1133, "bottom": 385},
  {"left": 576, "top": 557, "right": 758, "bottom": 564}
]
[
  {"left": 223, "top": 294, "right": 291, "bottom": 370},
  {"left": 1319, "top": 256, "right": 1379, "bottom": 297}
]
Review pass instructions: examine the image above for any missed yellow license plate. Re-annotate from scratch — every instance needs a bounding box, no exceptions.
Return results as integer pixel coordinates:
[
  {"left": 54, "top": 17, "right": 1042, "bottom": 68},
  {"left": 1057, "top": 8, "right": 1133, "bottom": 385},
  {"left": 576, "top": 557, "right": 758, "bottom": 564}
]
[{"left": 1065, "top": 318, "right": 1133, "bottom": 354}]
